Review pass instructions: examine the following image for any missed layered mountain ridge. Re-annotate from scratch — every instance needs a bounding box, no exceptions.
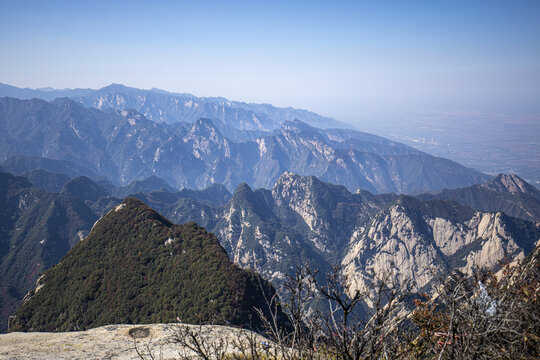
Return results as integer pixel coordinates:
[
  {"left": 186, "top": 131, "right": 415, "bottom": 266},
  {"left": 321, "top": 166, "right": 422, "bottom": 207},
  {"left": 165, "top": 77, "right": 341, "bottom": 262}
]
[
  {"left": 1, "top": 168, "right": 538, "bottom": 332},
  {"left": 1, "top": 82, "right": 537, "bottom": 337},
  {"left": 484, "top": 173, "right": 540, "bottom": 198},
  {"left": 0, "top": 82, "right": 348, "bottom": 131},
  {"left": 0, "top": 97, "right": 490, "bottom": 194}
]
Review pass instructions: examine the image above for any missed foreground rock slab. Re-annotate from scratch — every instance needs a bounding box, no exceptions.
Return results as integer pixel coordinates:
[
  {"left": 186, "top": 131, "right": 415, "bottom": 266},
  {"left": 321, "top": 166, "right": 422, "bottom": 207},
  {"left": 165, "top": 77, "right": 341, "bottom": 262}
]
[{"left": 0, "top": 323, "right": 268, "bottom": 359}]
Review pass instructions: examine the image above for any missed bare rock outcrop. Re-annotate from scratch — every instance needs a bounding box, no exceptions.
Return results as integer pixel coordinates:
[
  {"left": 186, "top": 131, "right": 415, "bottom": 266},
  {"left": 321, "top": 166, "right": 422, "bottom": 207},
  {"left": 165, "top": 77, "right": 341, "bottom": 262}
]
[{"left": 0, "top": 323, "right": 269, "bottom": 359}]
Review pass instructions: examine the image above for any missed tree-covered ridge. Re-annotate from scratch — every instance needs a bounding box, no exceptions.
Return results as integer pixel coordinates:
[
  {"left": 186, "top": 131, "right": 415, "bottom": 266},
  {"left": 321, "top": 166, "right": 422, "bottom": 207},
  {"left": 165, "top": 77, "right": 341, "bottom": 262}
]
[{"left": 9, "top": 198, "right": 285, "bottom": 332}]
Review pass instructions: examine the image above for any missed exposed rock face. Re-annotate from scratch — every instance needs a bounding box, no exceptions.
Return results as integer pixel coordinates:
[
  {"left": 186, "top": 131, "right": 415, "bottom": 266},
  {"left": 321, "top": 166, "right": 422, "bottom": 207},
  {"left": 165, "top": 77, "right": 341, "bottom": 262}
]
[
  {"left": 483, "top": 174, "right": 540, "bottom": 198},
  {"left": 342, "top": 201, "right": 532, "bottom": 302},
  {"left": 147, "top": 173, "right": 539, "bottom": 306}
]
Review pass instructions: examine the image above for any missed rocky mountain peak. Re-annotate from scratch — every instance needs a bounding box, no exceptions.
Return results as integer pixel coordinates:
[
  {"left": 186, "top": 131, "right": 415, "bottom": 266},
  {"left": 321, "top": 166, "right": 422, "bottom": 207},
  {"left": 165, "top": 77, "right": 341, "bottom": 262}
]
[
  {"left": 280, "top": 119, "right": 316, "bottom": 132},
  {"left": 187, "top": 118, "right": 223, "bottom": 142},
  {"left": 99, "top": 83, "right": 130, "bottom": 93},
  {"left": 272, "top": 172, "right": 316, "bottom": 202},
  {"left": 274, "top": 171, "right": 302, "bottom": 185},
  {"left": 484, "top": 173, "right": 540, "bottom": 198},
  {"left": 105, "top": 197, "right": 173, "bottom": 227},
  {"left": 272, "top": 172, "right": 354, "bottom": 209},
  {"left": 231, "top": 182, "right": 257, "bottom": 204}
]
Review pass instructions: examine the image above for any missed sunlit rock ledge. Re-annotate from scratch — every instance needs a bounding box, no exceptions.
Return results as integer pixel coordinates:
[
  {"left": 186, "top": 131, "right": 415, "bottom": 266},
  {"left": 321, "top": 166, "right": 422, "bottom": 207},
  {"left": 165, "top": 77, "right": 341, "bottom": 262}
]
[{"left": 0, "top": 323, "right": 271, "bottom": 360}]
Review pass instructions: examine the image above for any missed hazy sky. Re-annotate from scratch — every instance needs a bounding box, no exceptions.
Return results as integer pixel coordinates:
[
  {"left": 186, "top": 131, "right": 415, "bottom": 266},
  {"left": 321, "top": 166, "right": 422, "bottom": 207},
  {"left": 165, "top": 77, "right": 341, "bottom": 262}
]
[{"left": 1, "top": 0, "right": 539, "bottom": 121}]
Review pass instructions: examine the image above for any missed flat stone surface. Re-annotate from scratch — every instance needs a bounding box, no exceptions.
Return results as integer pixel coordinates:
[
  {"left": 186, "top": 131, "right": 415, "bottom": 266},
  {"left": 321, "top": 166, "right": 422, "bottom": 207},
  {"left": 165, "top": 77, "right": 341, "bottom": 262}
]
[{"left": 0, "top": 323, "right": 270, "bottom": 359}]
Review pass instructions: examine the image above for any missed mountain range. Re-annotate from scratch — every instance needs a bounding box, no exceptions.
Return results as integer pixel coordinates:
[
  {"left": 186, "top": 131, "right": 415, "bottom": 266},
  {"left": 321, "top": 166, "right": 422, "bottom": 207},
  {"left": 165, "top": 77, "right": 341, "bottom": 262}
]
[
  {"left": 1, "top": 83, "right": 538, "bottom": 336},
  {"left": 128, "top": 172, "right": 539, "bottom": 300},
  {"left": 21, "top": 168, "right": 536, "bottom": 307},
  {"left": 1, "top": 167, "right": 539, "bottom": 332},
  {"left": 0, "top": 96, "right": 490, "bottom": 194},
  {"left": 6, "top": 155, "right": 539, "bottom": 223},
  {"left": 0, "top": 82, "right": 348, "bottom": 131}
]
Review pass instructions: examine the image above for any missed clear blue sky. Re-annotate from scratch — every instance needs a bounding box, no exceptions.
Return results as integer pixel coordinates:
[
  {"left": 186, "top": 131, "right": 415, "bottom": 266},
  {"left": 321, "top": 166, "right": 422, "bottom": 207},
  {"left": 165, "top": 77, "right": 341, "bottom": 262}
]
[{"left": 1, "top": 0, "right": 539, "bottom": 121}]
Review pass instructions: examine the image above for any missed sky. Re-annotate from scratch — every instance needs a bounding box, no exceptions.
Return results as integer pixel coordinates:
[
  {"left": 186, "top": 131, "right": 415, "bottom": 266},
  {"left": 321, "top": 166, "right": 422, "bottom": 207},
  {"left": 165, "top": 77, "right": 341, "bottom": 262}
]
[{"left": 1, "top": 0, "right": 540, "bottom": 122}]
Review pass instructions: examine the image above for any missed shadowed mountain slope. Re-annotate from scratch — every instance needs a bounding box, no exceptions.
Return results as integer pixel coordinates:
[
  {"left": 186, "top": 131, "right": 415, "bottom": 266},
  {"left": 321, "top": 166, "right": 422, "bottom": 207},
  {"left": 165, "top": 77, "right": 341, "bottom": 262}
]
[{"left": 0, "top": 171, "right": 97, "bottom": 332}]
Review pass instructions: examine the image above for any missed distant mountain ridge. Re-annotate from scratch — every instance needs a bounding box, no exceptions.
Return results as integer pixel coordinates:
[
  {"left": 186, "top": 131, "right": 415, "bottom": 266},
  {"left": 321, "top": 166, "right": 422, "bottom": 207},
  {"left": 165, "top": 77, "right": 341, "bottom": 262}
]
[
  {"left": 0, "top": 97, "right": 490, "bottom": 194},
  {"left": 16, "top": 159, "right": 535, "bottom": 224},
  {"left": 484, "top": 174, "right": 540, "bottom": 198},
  {"left": 0, "top": 82, "right": 349, "bottom": 131},
  {"left": 418, "top": 173, "right": 540, "bottom": 222},
  {"left": 1, "top": 155, "right": 97, "bottom": 179}
]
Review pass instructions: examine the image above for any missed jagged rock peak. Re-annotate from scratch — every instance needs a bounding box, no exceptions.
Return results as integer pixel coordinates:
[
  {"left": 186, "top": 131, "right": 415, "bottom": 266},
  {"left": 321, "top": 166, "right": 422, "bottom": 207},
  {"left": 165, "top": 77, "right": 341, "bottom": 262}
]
[
  {"left": 99, "top": 83, "right": 130, "bottom": 92},
  {"left": 280, "top": 119, "right": 315, "bottom": 132},
  {"left": 188, "top": 118, "right": 223, "bottom": 139},
  {"left": 275, "top": 171, "right": 327, "bottom": 187},
  {"left": 484, "top": 173, "right": 540, "bottom": 197},
  {"left": 232, "top": 182, "right": 255, "bottom": 200},
  {"left": 273, "top": 172, "right": 313, "bottom": 192},
  {"left": 272, "top": 171, "right": 335, "bottom": 197},
  {"left": 275, "top": 171, "right": 301, "bottom": 184},
  {"left": 271, "top": 172, "right": 327, "bottom": 211}
]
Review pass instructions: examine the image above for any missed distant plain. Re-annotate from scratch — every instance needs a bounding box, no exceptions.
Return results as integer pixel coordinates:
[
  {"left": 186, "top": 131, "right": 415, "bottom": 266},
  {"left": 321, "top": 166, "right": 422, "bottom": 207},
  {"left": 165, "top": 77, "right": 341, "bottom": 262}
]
[{"left": 354, "top": 111, "right": 540, "bottom": 187}]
